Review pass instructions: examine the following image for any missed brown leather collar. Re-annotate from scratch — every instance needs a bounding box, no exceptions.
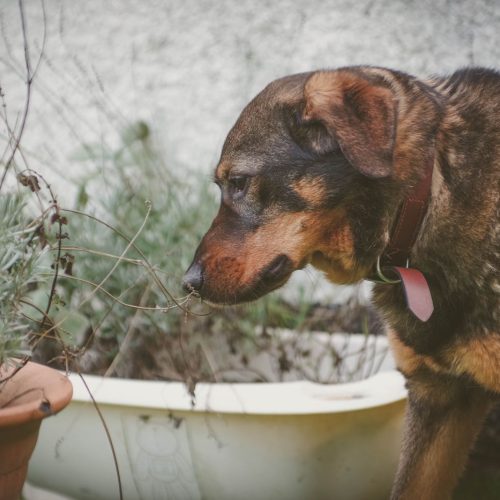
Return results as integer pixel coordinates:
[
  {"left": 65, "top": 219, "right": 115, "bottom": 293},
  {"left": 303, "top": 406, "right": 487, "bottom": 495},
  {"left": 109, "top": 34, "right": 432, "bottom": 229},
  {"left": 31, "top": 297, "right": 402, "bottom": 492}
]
[{"left": 369, "top": 159, "right": 435, "bottom": 322}]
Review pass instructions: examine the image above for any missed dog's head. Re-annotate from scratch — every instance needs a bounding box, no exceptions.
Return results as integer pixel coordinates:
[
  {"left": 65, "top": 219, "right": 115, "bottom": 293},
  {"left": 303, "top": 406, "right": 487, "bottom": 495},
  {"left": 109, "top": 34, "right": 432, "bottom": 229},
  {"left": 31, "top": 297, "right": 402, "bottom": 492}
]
[{"left": 183, "top": 67, "right": 441, "bottom": 304}]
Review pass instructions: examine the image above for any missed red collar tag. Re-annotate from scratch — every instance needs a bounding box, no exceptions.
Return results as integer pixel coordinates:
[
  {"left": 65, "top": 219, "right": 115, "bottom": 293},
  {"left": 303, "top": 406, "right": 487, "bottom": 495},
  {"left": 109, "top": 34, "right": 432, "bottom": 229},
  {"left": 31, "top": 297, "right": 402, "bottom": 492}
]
[{"left": 392, "top": 267, "right": 434, "bottom": 322}]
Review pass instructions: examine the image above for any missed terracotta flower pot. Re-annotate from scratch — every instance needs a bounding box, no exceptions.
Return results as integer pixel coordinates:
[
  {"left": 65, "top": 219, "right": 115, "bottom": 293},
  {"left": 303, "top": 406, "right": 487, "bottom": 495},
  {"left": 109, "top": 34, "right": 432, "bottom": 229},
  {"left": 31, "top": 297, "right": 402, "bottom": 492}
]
[{"left": 0, "top": 361, "right": 73, "bottom": 500}]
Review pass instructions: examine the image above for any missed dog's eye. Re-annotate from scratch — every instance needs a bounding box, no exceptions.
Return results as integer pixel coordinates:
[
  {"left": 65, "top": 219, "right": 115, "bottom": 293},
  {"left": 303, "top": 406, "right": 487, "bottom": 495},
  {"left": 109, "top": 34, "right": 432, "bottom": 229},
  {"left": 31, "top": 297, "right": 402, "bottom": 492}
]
[{"left": 228, "top": 176, "right": 249, "bottom": 198}]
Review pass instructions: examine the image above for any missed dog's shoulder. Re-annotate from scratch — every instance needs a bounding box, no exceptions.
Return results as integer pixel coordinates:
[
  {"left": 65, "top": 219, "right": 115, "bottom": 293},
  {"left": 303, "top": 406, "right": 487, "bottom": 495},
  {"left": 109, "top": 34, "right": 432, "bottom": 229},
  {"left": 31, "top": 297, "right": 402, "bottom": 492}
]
[
  {"left": 432, "top": 66, "right": 500, "bottom": 99},
  {"left": 425, "top": 67, "right": 499, "bottom": 290},
  {"left": 430, "top": 66, "right": 500, "bottom": 208}
]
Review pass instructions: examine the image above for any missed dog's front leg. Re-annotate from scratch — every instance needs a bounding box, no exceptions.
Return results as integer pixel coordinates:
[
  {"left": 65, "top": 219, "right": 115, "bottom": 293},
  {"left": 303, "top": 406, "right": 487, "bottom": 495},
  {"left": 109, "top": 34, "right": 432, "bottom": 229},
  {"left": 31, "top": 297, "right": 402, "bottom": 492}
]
[{"left": 391, "top": 371, "right": 491, "bottom": 500}]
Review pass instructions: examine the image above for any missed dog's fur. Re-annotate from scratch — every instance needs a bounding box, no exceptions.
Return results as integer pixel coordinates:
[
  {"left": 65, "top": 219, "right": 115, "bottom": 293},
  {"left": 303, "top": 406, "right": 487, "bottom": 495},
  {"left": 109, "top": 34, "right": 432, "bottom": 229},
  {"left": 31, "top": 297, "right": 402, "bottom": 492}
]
[{"left": 184, "top": 66, "right": 500, "bottom": 499}]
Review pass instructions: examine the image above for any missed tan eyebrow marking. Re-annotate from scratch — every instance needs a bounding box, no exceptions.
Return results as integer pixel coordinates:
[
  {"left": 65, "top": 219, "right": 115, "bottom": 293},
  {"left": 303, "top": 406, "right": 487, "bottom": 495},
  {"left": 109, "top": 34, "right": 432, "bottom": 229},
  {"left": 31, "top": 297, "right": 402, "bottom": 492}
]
[
  {"left": 215, "top": 161, "right": 232, "bottom": 182},
  {"left": 292, "top": 177, "right": 328, "bottom": 207}
]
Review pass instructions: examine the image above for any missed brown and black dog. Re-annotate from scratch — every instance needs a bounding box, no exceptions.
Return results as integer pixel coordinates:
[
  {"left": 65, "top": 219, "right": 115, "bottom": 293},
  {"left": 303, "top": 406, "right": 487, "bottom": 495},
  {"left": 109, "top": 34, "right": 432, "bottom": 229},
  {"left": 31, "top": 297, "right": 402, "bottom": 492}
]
[{"left": 183, "top": 66, "right": 500, "bottom": 499}]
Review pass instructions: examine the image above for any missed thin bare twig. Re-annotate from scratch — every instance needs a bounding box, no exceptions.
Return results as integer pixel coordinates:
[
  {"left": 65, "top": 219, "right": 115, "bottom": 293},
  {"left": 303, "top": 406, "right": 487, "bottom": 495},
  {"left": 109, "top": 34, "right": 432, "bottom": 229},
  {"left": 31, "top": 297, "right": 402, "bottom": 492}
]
[
  {"left": 55, "top": 245, "right": 148, "bottom": 267},
  {"left": 0, "top": 0, "right": 34, "bottom": 189},
  {"left": 61, "top": 207, "right": 196, "bottom": 313},
  {"left": 77, "top": 201, "right": 153, "bottom": 309},
  {"left": 30, "top": 0, "right": 47, "bottom": 81},
  {"left": 77, "top": 372, "right": 123, "bottom": 500},
  {"left": 78, "top": 274, "right": 150, "bottom": 356},
  {"left": 40, "top": 273, "right": 186, "bottom": 312},
  {"left": 43, "top": 201, "right": 63, "bottom": 329},
  {"left": 104, "top": 284, "right": 152, "bottom": 377},
  {"left": 0, "top": 356, "right": 30, "bottom": 384}
]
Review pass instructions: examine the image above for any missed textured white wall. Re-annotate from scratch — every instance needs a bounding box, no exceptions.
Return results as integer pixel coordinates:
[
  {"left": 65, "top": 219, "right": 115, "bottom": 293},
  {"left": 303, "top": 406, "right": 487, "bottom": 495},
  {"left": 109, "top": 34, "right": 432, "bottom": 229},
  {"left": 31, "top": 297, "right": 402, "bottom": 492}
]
[{"left": 2, "top": 0, "right": 500, "bottom": 186}]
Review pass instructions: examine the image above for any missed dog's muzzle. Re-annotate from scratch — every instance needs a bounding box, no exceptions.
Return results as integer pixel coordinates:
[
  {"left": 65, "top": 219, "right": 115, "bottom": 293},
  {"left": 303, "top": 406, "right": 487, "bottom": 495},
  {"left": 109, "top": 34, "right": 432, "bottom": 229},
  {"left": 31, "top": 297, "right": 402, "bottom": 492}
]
[
  {"left": 182, "top": 261, "right": 204, "bottom": 294},
  {"left": 182, "top": 253, "right": 294, "bottom": 303}
]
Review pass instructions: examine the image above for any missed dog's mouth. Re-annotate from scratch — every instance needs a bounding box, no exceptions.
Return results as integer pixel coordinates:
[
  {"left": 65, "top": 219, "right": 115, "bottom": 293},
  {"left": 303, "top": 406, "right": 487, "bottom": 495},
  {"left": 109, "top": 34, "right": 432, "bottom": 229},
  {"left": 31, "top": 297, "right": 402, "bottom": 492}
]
[
  {"left": 251, "top": 253, "right": 295, "bottom": 295},
  {"left": 261, "top": 254, "right": 294, "bottom": 284},
  {"left": 185, "top": 253, "right": 296, "bottom": 306}
]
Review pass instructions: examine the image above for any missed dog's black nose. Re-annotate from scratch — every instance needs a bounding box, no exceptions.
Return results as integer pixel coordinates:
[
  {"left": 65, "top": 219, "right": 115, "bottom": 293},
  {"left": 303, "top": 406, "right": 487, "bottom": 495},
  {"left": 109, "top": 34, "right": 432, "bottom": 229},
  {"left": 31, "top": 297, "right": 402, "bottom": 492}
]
[{"left": 183, "top": 262, "right": 204, "bottom": 294}]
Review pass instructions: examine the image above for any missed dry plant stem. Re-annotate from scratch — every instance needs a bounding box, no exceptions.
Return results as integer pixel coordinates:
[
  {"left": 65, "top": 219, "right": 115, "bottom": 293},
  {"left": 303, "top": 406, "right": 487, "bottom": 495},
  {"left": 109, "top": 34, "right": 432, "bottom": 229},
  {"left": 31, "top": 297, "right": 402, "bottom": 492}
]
[
  {"left": 18, "top": 168, "right": 65, "bottom": 314},
  {"left": 20, "top": 306, "right": 83, "bottom": 372},
  {"left": 151, "top": 349, "right": 186, "bottom": 382},
  {"left": 44, "top": 273, "right": 185, "bottom": 312},
  {"left": 104, "top": 284, "right": 152, "bottom": 377},
  {"left": 79, "top": 275, "right": 151, "bottom": 355},
  {"left": 0, "top": 355, "right": 30, "bottom": 384},
  {"left": 61, "top": 208, "right": 193, "bottom": 311},
  {"left": 20, "top": 169, "right": 67, "bottom": 352},
  {"left": 58, "top": 245, "right": 149, "bottom": 268},
  {"left": 33, "top": 201, "right": 168, "bottom": 344},
  {"left": 18, "top": 299, "right": 55, "bottom": 331},
  {"left": 44, "top": 205, "right": 63, "bottom": 325},
  {"left": 179, "top": 313, "right": 201, "bottom": 391},
  {"left": 370, "top": 344, "right": 389, "bottom": 377},
  {"left": 0, "top": 0, "right": 46, "bottom": 151},
  {"left": 75, "top": 201, "right": 153, "bottom": 310},
  {"left": 198, "top": 339, "right": 222, "bottom": 384},
  {"left": 22, "top": 195, "right": 161, "bottom": 357},
  {"left": 0, "top": 0, "right": 41, "bottom": 188},
  {"left": 20, "top": 304, "right": 81, "bottom": 346},
  {"left": 77, "top": 372, "right": 123, "bottom": 500},
  {"left": 61, "top": 208, "right": 203, "bottom": 316},
  {"left": 28, "top": 0, "right": 48, "bottom": 82}
]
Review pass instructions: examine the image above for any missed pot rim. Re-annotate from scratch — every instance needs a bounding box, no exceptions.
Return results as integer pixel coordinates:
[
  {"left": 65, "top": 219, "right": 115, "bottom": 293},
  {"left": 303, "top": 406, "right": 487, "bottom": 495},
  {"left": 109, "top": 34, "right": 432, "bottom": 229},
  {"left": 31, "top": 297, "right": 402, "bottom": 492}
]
[{"left": 68, "top": 369, "right": 406, "bottom": 415}]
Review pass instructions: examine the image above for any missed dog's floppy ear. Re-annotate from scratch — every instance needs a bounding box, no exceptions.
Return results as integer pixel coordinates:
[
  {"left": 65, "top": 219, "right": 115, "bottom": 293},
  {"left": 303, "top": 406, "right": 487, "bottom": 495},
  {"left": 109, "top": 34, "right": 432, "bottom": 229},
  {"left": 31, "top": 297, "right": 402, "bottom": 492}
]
[{"left": 302, "top": 70, "right": 396, "bottom": 178}]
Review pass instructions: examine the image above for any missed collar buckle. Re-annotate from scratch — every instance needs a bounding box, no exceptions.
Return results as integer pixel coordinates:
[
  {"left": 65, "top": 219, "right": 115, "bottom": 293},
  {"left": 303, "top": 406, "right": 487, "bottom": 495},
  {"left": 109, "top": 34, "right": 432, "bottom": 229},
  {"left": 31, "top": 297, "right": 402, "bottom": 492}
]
[{"left": 373, "top": 256, "right": 405, "bottom": 284}]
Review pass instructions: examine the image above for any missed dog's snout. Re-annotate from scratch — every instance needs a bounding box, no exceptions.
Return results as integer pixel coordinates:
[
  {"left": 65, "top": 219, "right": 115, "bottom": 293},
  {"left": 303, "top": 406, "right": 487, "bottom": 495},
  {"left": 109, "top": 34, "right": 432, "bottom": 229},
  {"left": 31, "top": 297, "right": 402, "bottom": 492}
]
[{"left": 183, "top": 262, "right": 204, "bottom": 294}]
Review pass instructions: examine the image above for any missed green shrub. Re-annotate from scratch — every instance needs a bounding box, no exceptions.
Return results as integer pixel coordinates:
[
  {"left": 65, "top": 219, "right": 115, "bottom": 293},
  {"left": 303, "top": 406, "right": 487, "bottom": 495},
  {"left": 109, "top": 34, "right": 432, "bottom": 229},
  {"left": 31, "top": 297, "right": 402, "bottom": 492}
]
[{"left": 0, "top": 193, "right": 46, "bottom": 364}]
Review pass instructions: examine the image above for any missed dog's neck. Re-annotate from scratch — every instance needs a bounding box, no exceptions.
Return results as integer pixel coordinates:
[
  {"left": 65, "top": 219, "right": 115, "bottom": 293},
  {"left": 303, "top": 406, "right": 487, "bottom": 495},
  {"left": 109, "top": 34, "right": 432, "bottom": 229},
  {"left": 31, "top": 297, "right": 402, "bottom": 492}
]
[
  {"left": 383, "top": 158, "right": 435, "bottom": 269},
  {"left": 369, "top": 155, "right": 436, "bottom": 321}
]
